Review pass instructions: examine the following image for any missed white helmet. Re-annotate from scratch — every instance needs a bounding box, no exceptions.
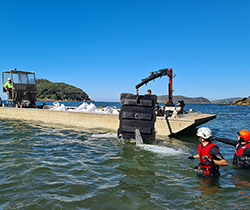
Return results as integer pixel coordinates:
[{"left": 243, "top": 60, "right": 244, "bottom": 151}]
[{"left": 197, "top": 127, "right": 212, "bottom": 139}]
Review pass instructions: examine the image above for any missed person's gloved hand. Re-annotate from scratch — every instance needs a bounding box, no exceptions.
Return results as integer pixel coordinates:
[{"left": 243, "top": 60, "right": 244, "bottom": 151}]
[{"left": 188, "top": 155, "right": 195, "bottom": 160}]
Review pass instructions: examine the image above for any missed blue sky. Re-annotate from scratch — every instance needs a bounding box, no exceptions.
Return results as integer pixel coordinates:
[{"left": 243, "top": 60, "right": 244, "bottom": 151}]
[{"left": 1, "top": 0, "right": 249, "bottom": 101}]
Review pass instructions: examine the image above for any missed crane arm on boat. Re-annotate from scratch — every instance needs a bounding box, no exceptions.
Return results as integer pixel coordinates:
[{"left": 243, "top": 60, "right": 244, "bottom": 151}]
[{"left": 135, "top": 68, "right": 176, "bottom": 103}]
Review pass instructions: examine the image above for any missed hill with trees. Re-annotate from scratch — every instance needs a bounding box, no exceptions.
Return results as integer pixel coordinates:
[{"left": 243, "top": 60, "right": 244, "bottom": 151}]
[
  {"left": 211, "top": 97, "right": 242, "bottom": 104},
  {"left": 36, "top": 79, "right": 91, "bottom": 101},
  {"left": 157, "top": 95, "right": 211, "bottom": 103}
]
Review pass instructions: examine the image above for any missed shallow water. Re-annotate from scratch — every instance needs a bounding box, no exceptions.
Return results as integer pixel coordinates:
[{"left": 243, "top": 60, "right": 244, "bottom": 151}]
[{"left": 0, "top": 102, "right": 250, "bottom": 209}]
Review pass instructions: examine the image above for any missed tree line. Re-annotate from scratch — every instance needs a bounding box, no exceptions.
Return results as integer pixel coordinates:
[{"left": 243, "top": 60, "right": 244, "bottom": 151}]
[{"left": 36, "top": 79, "right": 90, "bottom": 101}]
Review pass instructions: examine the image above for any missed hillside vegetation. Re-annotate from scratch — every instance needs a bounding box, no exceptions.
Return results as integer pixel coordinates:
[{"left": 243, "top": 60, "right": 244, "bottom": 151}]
[
  {"left": 36, "top": 79, "right": 90, "bottom": 101},
  {"left": 157, "top": 95, "right": 211, "bottom": 103}
]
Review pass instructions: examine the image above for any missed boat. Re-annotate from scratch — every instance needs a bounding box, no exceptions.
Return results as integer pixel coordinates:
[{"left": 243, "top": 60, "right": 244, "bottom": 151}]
[
  {"left": 117, "top": 68, "right": 216, "bottom": 141},
  {"left": 0, "top": 68, "right": 216, "bottom": 141}
]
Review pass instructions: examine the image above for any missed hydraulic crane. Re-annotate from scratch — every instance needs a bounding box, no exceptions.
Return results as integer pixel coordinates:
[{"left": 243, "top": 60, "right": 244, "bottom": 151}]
[{"left": 135, "top": 68, "right": 175, "bottom": 106}]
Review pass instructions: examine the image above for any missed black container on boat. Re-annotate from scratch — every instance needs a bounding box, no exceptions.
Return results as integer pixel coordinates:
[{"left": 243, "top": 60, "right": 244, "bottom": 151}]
[{"left": 118, "top": 93, "right": 157, "bottom": 142}]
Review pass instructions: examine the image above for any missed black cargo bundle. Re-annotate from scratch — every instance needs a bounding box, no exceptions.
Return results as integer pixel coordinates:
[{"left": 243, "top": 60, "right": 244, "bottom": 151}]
[{"left": 118, "top": 93, "right": 157, "bottom": 142}]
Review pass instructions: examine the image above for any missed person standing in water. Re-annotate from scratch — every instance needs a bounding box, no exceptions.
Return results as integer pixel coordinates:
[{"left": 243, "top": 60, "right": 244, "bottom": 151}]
[
  {"left": 213, "top": 130, "right": 250, "bottom": 169},
  {"left": 188, "top": 127, "right": 227, "bottom": 177}
]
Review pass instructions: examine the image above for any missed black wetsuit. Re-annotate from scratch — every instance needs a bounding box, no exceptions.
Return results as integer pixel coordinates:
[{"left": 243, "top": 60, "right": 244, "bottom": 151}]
[
  {"left": 213, "top": 137, "right": 250, "bottom": 156},
  {"left": 209, "top": 146, "right": 224, "bottom": 160},
  {"left": 213, "top": 137, "right": 250, "bottom": 168},
  {"left": 209, "top": 146, "right": 225, "bottom": 176}
]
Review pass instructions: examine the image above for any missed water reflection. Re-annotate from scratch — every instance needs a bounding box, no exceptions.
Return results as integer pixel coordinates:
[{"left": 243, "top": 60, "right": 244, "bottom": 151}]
[
  {"left": 192, "top": 177, "right": 221, "bottom": 195},
  {"left": 230, "top": 169, "right": 250, "bottom": 195},
  {"left": 1, "top": 103, "right": 250, "bottom": 209}
]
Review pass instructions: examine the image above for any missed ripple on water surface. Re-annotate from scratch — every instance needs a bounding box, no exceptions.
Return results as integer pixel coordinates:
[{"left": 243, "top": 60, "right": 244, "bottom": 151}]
[{"left": 1, "top": 104, "right": 250, "bottom": 210}]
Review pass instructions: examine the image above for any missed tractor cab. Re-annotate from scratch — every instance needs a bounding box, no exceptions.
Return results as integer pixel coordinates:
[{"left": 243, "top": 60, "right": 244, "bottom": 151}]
[{"left": 2, "top": 68, "right": 37, "bottom": 107}]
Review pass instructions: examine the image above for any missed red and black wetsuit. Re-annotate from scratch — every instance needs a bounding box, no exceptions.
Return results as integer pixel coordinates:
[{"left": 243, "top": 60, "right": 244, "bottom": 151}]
[
  {"left": 214, "top": 137, "right": 250, "bottom": 168},
  {"left": 198, "top": 142, "right": 223, "bottom": 177}
]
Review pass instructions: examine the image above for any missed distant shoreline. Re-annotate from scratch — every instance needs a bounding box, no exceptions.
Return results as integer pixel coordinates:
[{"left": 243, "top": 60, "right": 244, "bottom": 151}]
[
  {"left": 37, "top": 99, "right": 210, "bottom": 104},
  {"left": 37, "top": 99, "right": 95, "bottom": 102}
]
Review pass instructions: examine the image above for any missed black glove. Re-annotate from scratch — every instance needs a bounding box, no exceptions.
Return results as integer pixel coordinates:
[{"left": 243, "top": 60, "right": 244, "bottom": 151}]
[{"left": 188, "top": 155, "right": 195, "bottom": 160}]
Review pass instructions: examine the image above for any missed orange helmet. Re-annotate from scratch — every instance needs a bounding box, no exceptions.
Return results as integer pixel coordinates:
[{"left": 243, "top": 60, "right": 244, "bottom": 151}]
[{"left": 237, "top": 130, "right": 250, "bottom": 142}]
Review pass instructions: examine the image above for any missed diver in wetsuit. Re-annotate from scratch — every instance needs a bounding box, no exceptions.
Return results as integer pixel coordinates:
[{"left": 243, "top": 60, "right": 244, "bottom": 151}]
[
  {"left": 213, "top": 130, "right": 250, "bottom": 169},
  {"left": 188, "top": 127, "right": 227, "bottom": 177}
]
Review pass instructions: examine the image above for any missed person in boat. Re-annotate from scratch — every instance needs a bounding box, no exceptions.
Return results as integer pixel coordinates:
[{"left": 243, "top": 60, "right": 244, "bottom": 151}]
[
  {"left": 176, "top": 100, "right": 185, "bottom": 114},
  {"left": 4, "top": 78, "right": 12, "bottom": 91},
  {"left": 155, "top": 102, "right": 164, "bottom": 116},
  {"left": 147, "top": 89, "right": 151, "bottom": 95},
  {"left": 212, "top": 130, "right": 250, "bottom": 169},
  {"left": 188, "top": 127, "right": 227, "bottom": 177}
]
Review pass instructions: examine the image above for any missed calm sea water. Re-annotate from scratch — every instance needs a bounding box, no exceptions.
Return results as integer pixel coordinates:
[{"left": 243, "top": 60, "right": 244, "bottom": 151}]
[{"left": 0, "top": 101, "right": 250, "bottom": 209}]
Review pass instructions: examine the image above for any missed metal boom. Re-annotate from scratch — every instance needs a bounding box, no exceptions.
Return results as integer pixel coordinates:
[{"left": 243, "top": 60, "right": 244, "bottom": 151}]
[{"left": 135, "top": 68, "right": 174, "bottom": 102}]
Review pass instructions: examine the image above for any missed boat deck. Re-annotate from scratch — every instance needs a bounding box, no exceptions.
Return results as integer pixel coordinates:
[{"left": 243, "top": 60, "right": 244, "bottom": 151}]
[
  {"left": 156, "top": 113, "right": 216, "bottom": 136},
  {"left": 0, "top": 107, "right": 216, "bottom": 137}
]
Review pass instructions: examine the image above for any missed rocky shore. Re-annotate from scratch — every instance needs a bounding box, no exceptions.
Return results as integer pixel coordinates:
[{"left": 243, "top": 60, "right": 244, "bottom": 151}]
[{"left": 229, "top": 97, "right": 250, "bottom": 106}]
